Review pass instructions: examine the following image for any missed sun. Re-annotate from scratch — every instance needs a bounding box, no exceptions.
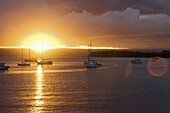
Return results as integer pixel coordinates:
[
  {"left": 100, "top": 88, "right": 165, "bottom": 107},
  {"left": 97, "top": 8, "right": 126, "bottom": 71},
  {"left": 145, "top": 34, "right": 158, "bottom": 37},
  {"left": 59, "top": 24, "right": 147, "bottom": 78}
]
[{"left": 22, "top": 33, "right": 65, "bottom": 51}]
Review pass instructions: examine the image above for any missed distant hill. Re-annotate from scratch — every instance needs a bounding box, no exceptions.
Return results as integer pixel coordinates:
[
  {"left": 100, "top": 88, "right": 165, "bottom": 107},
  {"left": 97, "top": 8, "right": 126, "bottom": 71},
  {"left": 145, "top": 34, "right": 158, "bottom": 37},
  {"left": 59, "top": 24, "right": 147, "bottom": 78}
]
[
  {"left": 0, "top": 48, "right": 88, "bottom": 58},
  {"left": 0, "top": 48, "right": 170, "bottom": 58},
  {"left": 91, "top": 50, "right": 170, "bottom": 58}
]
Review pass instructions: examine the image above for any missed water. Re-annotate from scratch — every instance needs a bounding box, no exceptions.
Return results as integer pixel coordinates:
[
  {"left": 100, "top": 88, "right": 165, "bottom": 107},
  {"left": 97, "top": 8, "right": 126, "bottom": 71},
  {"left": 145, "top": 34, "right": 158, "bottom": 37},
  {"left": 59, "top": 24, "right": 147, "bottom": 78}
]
[{"left": 0, "top": 57, "right": 170, "bottom": 113}]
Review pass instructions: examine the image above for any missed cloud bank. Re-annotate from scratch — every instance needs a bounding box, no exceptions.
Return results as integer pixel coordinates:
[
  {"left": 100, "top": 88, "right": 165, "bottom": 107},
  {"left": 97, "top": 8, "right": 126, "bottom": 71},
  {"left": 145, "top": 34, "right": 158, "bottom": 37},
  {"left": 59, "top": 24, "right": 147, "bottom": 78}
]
[{"left": 0, "top": 0, "right": 169, "bottom": 49}]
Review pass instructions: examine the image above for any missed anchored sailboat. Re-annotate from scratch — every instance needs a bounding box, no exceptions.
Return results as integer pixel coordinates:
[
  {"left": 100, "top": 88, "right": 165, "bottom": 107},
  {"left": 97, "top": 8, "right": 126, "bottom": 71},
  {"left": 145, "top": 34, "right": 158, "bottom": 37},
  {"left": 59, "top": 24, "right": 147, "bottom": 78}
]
[
  {"left": 131, "top": 49, "right": 143, "bottom": 64},
  {"left": 84, "top": 41, "right": 102, "bottom": 68},
  {"left": 25, "top": 48, "right": 37, "bottom": 62},
  {"left": 17, "top": 48, "right": 30, "bottom": 66},
  {"left": 37, "top": 41, "right": 52, "bottom": 65}
]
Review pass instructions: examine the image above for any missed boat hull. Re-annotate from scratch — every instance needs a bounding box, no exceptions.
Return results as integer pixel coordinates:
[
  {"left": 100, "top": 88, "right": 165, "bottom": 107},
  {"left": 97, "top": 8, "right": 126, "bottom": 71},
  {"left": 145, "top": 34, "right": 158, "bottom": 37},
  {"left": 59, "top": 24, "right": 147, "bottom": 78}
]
[
  {"left": 84, "top": 61, "right": 102, "bottom": 68},
  {"left": 25, "top": 59, "right": 37, "bottom": 62},
  {"left": 17, "top": 63, "right": 30, "bottom": 66},
  {"left": 85, "top": 64, "right": 102, "bottom": 68},
  {"left": 131, "top": 61, "right": 142, "bottom": 64},
  {"left": 37, "top": 61, "right": 52, "bottom": 65},
  {"left": 131, "top": 58, "right": 143, "bottom": 64},
  {"left": 85, "top": 64, "right": 97, "bottom": 68},
  {"left": 0, "top": 66, "right": 9, "bottom": 70}
]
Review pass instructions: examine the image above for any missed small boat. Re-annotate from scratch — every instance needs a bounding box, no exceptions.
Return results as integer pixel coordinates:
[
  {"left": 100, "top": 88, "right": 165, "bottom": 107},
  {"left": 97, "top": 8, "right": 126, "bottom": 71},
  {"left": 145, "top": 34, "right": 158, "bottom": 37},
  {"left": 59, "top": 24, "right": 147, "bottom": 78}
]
[
  {"left": 131, "top": 49, "right": 143, "bottom": 64},
  {"left": 84, "top": 41, "right": 102, "bottom": 68},
  {"left": 18, "top": 62, "right": 30, "bottom": 66},
  {"left": 152, "top": 57, "right": 157, "bottom": 62},
  {"left": 152, "top": 57, "right": 159, "bottom": 62},
  {"left": 131, "top": 58, "right": 143, "bottom": 64},
  {"left": 18, "top": 48, "right": 30, "bottom": 66},
  {"left": 84, "top": 60, "right": 102, "bottom": 68},
  {"left": 0, "top": 63, "right": 9, "bottom": 70},
  {"left": 25, "top": 58, "right": 37, "bottom": 62},
  {"left": 37, "top": 60, "right": 52, "bottom": 65},
  {"left": 24, "top": 48, "right": 37, "bottom": 62}
]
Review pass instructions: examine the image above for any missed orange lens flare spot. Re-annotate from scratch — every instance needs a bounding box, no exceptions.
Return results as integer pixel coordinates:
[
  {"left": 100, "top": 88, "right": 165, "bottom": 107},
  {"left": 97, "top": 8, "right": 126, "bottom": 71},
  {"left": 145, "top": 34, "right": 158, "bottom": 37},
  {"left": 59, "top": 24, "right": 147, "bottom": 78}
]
[
  {"left": 125, "top": 61, "right": 132, "bottom": 78},
  {"left": 147, "top": 57, "right": 168, "bottom": 77}
]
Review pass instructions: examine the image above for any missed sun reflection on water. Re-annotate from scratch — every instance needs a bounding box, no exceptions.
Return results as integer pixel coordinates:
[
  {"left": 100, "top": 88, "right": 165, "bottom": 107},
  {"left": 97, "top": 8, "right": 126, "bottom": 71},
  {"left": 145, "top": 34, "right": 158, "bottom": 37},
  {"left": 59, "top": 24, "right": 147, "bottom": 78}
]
[{"left": 32, "top": 65, "right": 44, "bottom": 112}]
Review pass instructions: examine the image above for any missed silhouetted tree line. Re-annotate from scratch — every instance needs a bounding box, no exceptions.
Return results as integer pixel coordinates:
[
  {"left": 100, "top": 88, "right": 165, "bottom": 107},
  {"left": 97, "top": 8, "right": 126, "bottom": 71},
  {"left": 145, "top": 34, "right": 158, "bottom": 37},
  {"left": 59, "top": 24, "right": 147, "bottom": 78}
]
[{"left": 91, "top": 50, "right": 170, "bottom": 58}]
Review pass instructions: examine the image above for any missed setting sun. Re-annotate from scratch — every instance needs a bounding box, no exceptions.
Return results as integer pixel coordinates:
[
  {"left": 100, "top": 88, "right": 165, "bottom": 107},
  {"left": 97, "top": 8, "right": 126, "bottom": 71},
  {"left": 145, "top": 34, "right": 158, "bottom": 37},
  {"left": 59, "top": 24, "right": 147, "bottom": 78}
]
[{"left": 22, "top": 33, "right": 65, "bottom": 51}]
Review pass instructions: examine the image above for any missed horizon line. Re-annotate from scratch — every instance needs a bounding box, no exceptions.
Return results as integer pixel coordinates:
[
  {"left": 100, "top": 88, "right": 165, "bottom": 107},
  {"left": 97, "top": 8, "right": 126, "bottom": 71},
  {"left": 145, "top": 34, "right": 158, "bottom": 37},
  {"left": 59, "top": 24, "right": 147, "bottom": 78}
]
[{"left": 0, "top": 46, "right": 128, "bottom": 50}]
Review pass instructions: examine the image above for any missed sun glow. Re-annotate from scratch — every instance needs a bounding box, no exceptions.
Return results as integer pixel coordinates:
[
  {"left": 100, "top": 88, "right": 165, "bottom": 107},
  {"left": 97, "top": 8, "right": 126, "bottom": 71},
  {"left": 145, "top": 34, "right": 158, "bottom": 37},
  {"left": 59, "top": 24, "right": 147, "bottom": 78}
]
[
  {"left": 60, "top": 46, "right": 128, "bottom": 50},
  {"left": 1, "top": 33, "right": 128, "bottom": 50},
  {"left": 22, "top": 33, "right": 65, "bottom": 51}
]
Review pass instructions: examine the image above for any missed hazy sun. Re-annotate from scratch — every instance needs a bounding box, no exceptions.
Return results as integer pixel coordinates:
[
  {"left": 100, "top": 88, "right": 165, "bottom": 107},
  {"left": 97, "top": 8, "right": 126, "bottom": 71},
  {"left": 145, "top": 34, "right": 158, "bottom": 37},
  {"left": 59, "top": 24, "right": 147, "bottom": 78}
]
[{"left": 22, "top": 33, "right": 65, "bottom": 51}]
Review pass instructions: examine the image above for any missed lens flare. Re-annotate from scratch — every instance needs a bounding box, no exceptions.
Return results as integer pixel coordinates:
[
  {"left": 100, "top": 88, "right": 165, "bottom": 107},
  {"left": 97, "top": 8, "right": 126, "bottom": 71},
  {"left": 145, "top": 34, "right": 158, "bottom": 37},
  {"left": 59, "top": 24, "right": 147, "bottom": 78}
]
[
  {"left": 147, "top": 57, "right": 168, "bottom": 77},
  {"left": 125, "top": 61, "right": 132, "bottom": 78}
]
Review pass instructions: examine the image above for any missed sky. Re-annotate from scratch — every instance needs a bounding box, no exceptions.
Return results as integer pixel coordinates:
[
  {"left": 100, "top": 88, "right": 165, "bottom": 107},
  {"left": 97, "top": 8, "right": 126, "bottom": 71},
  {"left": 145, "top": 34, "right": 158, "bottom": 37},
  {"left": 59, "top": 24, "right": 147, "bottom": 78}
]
[{"left": 0, "top": 0, "right": 170, "bottom": 49}]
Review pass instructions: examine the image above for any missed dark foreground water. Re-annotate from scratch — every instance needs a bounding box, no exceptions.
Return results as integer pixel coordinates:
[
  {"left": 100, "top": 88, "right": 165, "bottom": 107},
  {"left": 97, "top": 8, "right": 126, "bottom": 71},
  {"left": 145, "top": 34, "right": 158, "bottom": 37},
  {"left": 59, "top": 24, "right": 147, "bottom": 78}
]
[{"left": 0, "top": 57, "right": 170, "bottom": 113}]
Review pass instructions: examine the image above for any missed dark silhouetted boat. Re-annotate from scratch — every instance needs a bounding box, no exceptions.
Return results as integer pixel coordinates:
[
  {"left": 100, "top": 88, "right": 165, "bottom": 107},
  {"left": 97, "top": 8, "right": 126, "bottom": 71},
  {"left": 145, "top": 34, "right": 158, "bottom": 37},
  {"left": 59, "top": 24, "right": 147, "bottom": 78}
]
[
  {"left": 24, "top": 48, "right": 37, "bottom": 62},
  {"left": 131, "top": 49, "right": 143, "bottom": 64},
  {"left": 131, "top": 58, "right": 143, "bottom": 64},
  {"left": 17, "top": 48, "right": 30, "bottom": 66},
  {"left": 0, "top": 63, "right": 9, "bottom": 70}
]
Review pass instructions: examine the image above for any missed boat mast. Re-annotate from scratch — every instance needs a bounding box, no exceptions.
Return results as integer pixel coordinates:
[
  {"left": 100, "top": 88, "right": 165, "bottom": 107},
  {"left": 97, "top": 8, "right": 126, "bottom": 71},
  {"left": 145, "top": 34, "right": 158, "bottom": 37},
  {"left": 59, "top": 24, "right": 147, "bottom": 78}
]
[
  {"left": 22, "top": 48, "right": 23, "bottom": 62},
  {"left": 42, "top": 41, "right": 43, "bottom": 60},
  {"left": 29, "top": 48, "right": 30, "bottom": 60},
  {"left": 134, "top": 49, "right": 137, "bottom": 58},
  {"left": 89, "top": 41, "right": 92, "bottom": 60},
  {"left": 88, "top": 44, "right": 89, "bottom": 61}
]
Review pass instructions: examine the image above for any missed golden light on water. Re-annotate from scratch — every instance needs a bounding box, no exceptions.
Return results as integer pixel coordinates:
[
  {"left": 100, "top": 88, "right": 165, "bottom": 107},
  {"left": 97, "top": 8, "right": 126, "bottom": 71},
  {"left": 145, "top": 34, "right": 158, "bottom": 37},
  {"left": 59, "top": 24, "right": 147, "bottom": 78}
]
[
  {"left": 35, "top": 65, "right": 43, "bottom": 103},
  {"left": 32, "top": 65, "right": 44, "bottom": 112}
]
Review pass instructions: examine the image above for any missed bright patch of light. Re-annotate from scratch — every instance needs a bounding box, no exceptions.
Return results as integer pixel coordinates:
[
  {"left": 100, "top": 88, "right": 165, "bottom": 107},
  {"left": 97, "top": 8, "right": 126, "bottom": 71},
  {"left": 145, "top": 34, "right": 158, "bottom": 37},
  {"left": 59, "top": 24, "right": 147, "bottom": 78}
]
[
  {"left": 48, "top": 46, "right": 128, "bottom": 50},
  {"left": 22, "top": 33, "right": 65, "bottom": 51},
  {"left": 0, "top": 46, "right": 128, "bottom": 50}
]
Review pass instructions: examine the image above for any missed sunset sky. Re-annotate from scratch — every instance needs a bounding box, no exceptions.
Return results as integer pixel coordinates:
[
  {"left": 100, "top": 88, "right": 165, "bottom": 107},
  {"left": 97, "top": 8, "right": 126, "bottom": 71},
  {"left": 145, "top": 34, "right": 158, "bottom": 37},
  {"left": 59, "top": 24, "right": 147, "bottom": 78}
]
[{"left": 0, "top": 0, "right": 170, "bottom": 49}]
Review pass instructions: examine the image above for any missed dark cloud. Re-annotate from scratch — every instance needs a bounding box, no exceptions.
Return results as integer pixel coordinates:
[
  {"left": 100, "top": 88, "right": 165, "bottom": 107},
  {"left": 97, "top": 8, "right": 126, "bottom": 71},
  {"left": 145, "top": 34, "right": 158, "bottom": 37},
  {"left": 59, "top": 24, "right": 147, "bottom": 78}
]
[
  {"left": 0, "top": 0, "right": 169, "bottom": 49},
  {"left": 51, "top": 7, "right": 170, "bottom": 48},
  {"left": 0, "top": 0, "right": 170, "bottom": 15},
  {"left": 119, "top": 0, "right": 170, "bottom": 15},
  {"left": 73, "top": 0, "right": 170, "bottom": 15},
  {"left": 58, "top": 8, "right": 170, "bottom": 36}
]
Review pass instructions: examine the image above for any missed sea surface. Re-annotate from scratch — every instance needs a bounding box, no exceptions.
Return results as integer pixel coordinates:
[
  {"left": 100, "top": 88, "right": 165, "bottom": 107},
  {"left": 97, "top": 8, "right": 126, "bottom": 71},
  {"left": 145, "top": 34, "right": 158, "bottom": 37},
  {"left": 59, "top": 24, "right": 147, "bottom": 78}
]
[{"left": 0, "top": 57, "right": 170, "bottom": 113}]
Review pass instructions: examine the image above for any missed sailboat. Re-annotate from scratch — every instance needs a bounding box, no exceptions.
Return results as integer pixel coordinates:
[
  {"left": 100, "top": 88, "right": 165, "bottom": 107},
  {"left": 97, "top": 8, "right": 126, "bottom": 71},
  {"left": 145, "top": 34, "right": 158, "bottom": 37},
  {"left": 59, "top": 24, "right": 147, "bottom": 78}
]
[
  {"left": 25, "top": 48, "right": 37, "bottom": 62},
  {"left": 131, "top": 58, "right": 143, "bottom": 64},
  {"left": 17, "top": 48, "right": 30, "bottom": 66},
  {"left": 37, "top": 42, "right": 52, "bottom": 65},
  {"left": 84, "top": 42, "right": 102, "bottom": 68},
  {"left": 131, "top": 49, "right": 143, "bottom": 64}
]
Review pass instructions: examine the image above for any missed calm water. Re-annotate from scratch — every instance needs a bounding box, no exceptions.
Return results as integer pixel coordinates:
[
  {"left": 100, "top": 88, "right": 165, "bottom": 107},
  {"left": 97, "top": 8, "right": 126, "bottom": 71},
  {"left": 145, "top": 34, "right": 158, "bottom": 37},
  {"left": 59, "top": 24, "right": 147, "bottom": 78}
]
[{"left": 0, "top": 57, "right": 170, "bottom": 113}]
